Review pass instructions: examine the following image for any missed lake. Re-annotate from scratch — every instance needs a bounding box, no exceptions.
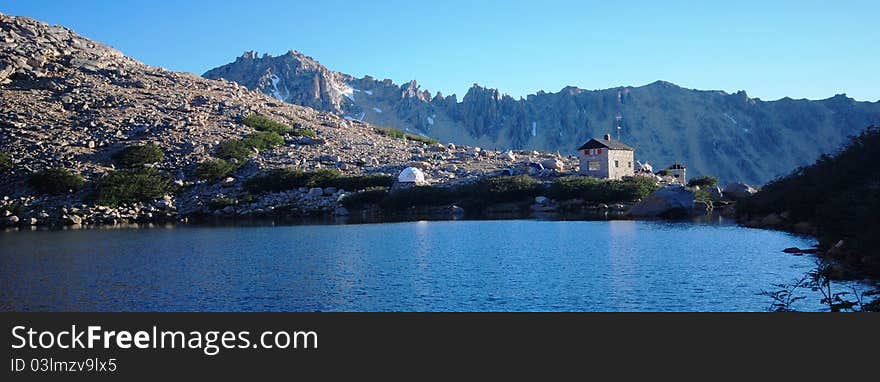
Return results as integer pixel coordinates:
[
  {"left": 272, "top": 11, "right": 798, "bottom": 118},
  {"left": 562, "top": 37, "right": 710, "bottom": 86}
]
[{"left": 0, "top": 219, "right": 841, "bottom": 311}]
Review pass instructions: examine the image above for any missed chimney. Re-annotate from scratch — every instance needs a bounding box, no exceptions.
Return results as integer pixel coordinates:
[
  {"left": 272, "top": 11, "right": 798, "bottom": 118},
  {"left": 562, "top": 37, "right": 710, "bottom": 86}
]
[{"left": 604, "top": 133, "right": 612, "bottom": 140}]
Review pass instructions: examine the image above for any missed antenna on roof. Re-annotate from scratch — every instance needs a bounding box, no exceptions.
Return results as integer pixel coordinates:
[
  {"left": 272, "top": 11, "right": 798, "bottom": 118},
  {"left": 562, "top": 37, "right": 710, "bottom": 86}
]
[{"left": 615, "top": 114, "right": 623, "bottom": 140}]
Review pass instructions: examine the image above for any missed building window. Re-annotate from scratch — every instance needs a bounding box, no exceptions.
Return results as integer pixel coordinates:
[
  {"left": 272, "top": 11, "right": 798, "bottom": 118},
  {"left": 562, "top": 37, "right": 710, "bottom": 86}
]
[
  {"left": 588, "top": 161, "right": 600, "bottom": 171},
  {"left": 627, "top": 162, "right": 632, "bottom": 168},
  {"left": 614, "top": 160, "right": 619, "bottom": 168}
]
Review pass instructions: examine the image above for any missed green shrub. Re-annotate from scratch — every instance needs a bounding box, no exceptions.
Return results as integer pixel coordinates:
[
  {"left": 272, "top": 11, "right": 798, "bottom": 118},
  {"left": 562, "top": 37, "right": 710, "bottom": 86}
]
[
  {"left": 687, "top": 175, "right": 718, "bottom": 188},
  {"left": 328, "top": 173, "right": 394, "bottom": 190},
  {"left": 694, "top": 188, "right": 712, "bottom": 204},
  {"left": 469, "top": 175, "right": 543, "bottom": 203},
  {"left": 242, "top": 131, "right": 284, "bottom": 149},
  {"left": 29, "top": 168, "right": 85, "bottom": 194},
  {"left": 738, "top": 126, "right": 880, "bottom": 273},
  {"left": 112, "top": 144, "right": 164, "bottom": 168},
  {"left": 94, "top": 168, "right": 174, "bottom": 206},
  {"left": 305, "top": 168, "right": 343, "bottom": 188},
  {"left": 1, "top": 201, "right": 24, "bottom": 216},
  {"left": 379, "top": 185, "right": 459, "bottom": 210},
  {"left": 216, "top": 139, "right": 254, "bottom": 161},
  {"left": 195, "top": 159, "right": 241, "bottom": 181},
  {"left": 291, "top": 128, "right": 317, "bottom": 138},
  {"left": 0, "top": 152, "right": 11, "bottom": 172},
  {"left": 208, "top": 197, "right": 236, "bottom": 210},
  {"left": 243, "top": 168, "right": 309, "bottom": 193},
  {"left": 216, "top": 131, "right": 284, "bottom": 161},
  {"left": 243, "top": 114, "right": 291, "bottom": 135},
  {"left": 547, "top": 176, "right": 657, "bottom": 203},
  {"left": 244, "top": 168, "right": 394, "bottom": 194},
  {"left": 340, "top": 187, "right": 389, "bottom": 207}
]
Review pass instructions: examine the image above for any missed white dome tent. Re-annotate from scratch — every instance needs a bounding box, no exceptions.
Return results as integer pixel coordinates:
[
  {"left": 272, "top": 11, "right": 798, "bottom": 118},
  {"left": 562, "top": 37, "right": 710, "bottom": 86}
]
[{"left": 397, "top": 167, "right": 426, "bottom": 183}]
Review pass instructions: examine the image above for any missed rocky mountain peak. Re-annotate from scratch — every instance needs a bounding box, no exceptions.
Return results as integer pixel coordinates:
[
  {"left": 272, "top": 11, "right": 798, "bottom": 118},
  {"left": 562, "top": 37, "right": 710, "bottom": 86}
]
[{"left": 203, "top": 48, "right": 880, "bottom": 185}]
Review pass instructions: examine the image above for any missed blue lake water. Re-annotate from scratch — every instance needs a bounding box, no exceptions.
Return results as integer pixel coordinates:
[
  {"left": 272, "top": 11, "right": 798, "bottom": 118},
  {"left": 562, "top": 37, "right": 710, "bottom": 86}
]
[{"left": 0, "top": 219, "right": 839, "bottom": 311}]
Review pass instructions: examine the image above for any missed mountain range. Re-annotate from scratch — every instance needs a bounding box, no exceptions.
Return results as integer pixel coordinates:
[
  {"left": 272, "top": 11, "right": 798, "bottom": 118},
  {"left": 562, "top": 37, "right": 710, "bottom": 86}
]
[{"left": 204, "top": 50, "right": 880, "bottom": 185}]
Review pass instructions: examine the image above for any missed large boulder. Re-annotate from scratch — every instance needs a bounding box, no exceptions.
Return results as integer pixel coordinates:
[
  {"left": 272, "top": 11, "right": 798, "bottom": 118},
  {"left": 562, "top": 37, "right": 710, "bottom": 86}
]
[
  {"left": 541, "top": 158, "right": 564, "bottom": 171},
  {"left": 397, "top": 167, "right": 426, "bottom": 184},
  {"left": 628, "top": 185, "right": 694, "bottom": 217},
  {"left": 723, "top": 183, "right": 757, "bottom": 200}
]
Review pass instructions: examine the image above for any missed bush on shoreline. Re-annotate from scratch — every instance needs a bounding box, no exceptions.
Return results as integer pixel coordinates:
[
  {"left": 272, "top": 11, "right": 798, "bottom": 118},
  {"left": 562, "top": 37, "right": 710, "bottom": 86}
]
[
  {"left": 112, "top": 144, "right": 164, "bottom": 168},
  {"left": 93, "top": 168, "right": 174, "bottom": 206},
  {"left": 379, "top": 185, "right": 459, "bottom": 210},
  {"left": 738, "top": 125, "right": 880, "bottom": 273},
  {"left": 340, "top": 187, "right": 389, "bottom": 208},
  {"left": 467, "top": 175, "right": 543, "bottom": 203},
  {"left": 28, "top": 168, "right": 86, "bottom": 194},
  {"left": 547, "top": 176, "right": 657, "bottom": 203},
  {"left": 244, "top": 168, "right": 393, "bottom": 193}
]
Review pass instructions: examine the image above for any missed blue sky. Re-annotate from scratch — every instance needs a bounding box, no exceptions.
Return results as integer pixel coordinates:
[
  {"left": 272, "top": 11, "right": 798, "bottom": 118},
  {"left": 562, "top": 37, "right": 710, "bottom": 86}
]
[{"left": 3, "top": 0, "right": 878, "bottom": 101}]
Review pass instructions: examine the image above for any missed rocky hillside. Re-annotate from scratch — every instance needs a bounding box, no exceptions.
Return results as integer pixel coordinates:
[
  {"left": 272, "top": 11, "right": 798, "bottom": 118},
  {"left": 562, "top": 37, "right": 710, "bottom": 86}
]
[
  {"left": 205, "top": 51, "right": 880, "bottom": 185},
  {"left": 1, "top": 13, "right": 563, "bottom": 225}
]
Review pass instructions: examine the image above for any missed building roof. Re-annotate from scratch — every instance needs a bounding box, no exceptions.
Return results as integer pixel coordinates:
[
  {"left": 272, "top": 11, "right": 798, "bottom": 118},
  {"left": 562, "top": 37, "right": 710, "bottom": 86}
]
[{"left": 577, "top": 137, "right": 634, "bottom": 151}]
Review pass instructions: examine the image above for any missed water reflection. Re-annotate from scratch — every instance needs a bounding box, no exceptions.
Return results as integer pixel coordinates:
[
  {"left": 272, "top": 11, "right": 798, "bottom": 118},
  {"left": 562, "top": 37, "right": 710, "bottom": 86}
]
[{"left": 0, "top": 219, "right": 849, "bottom": 312}]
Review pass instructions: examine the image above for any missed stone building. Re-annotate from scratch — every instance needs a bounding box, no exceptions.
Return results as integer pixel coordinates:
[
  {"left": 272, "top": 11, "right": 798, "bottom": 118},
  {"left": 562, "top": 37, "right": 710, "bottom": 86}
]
[
  {"left": 666, "top": 163, "right": 687, "bottom": 185},
  {"left": 576, "top": 134, "right": 635, "bottom": 180}
]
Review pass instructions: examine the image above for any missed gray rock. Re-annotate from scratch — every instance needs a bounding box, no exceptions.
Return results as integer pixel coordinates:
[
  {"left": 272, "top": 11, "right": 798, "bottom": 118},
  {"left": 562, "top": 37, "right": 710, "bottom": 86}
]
[
  {"left": 541, "top": 158, "right": 563, "bottom": 170},
  {"left": 628, "top": 185, "right": 695, "bottom": 217},
  {"left": 535, "top": 196, "right": 550, "bottom": 205},
  {"left": 760, "top": 213, "right": 784, "bottom": 227},
  {"left": 307, "top": 187, "right": 323, "bottom": 197},
  {"left": 723, "top": 183, "right": 757, "bottom": 200},
  {"left": 64, "top": 214, "right": 82, "bottom": 225},
  {"left": 333, "top": 207, "right": 349, "bottom": 216}
]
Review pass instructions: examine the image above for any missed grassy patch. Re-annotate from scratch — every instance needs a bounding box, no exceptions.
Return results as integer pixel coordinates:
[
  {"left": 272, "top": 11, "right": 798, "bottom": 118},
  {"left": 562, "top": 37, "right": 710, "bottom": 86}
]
[
  {"left": 112, "top": 143, "right": 164, "bottom": 168},
  {"left": 93, "top": 168, "right": 174, "bottom": 206},
  {"left": 195, "top": 159, "right": 241, "bottom": 181},
  {"left": 28, "top": 168, "right": 86, "bottom": 194},
  {"left": 373, "top": 126, "right": 438, "bottom": 145}
]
